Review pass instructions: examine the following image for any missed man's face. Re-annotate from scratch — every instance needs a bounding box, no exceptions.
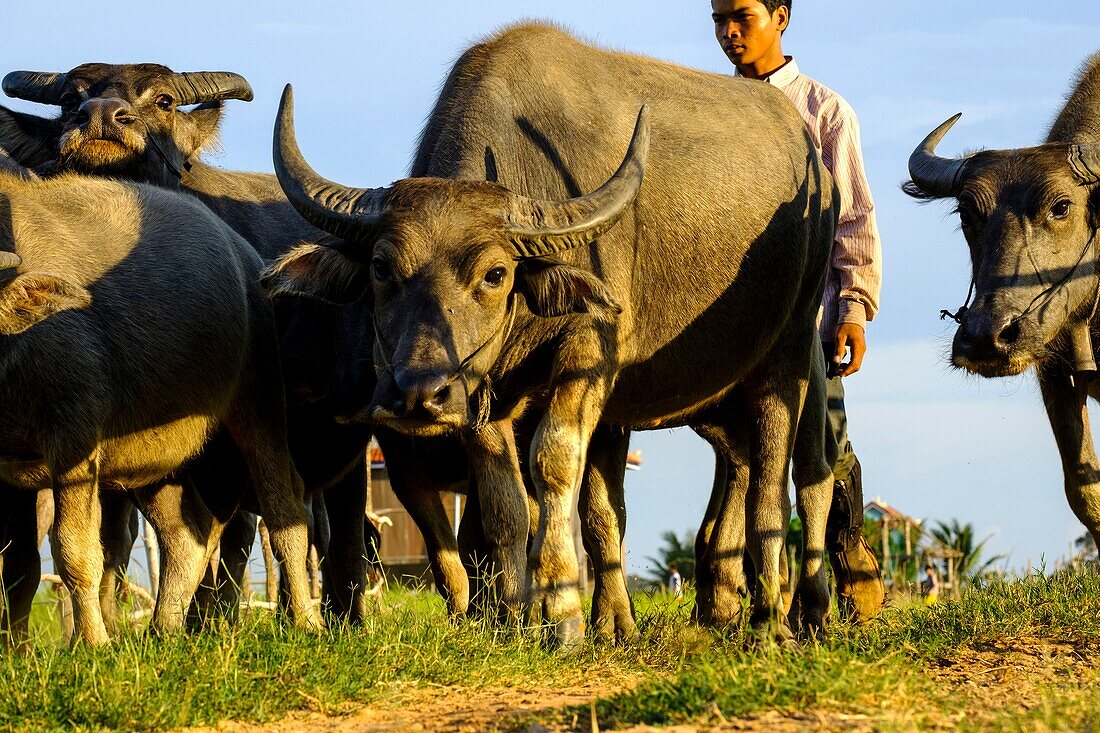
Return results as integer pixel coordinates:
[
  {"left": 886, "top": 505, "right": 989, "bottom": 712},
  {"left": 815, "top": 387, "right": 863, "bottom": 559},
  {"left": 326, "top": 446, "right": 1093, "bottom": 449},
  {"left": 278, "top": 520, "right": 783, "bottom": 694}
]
[{"left": 711, "top": 0, "right": 787, "bottom": 68}]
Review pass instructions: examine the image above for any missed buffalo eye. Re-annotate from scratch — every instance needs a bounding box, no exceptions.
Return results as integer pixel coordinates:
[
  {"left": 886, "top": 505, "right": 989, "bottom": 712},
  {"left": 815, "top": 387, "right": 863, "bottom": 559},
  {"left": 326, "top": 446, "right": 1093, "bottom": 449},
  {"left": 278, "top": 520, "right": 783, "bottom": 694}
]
[
  {"left": 59, "top": 92, "right": 80, "bottom": 111},
  {"left": 958, "top": 208, "right": 976, "bottom": 231},
  {"left": 484, "top": 266, "right": 506, "bottom": 287},
  {"left": 372, "top": 257, "right": 393, "bottom": 283},
  {"left": 154, "top": 94, "right": 174, "bottom": 111},
  {"left": 1050, "top": 199, "right": 1071, "bottom": 220}
]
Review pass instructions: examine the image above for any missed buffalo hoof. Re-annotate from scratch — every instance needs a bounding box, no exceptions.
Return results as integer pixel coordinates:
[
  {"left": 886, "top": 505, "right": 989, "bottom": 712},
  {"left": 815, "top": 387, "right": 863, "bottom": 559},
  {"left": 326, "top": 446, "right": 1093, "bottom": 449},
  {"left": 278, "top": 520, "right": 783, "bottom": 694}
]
[
  {"left": 748, "top": 609, "right": 797, "bottom": 650},
  {"left": 549, "top": 613, "right": 585, "bottom": 652},
  {"left": 591, "top": 610, "right": 638, "bottom": 644},
  {"left": 591, "top": 595, "right": 638, "bottom": 643},
  {"left": 788, "top": 585, "right": 830, "bottom": 642},
  {"left": 693, "top": 581, "right": 745, "bottom": 630},
  {"left": 294, "top": 608, "right": 326, "bottom": 632}
]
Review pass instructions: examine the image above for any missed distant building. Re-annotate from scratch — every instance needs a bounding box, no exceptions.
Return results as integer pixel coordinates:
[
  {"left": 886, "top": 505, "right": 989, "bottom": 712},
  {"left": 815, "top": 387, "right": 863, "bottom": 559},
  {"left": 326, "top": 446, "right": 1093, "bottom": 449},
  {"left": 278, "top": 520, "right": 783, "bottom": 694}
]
[
  {"left": 368, "top": 444, "right": 642, "bottom": 587},
  {"left": 864, "top": 496, "right": 962, "bottom": 597}
]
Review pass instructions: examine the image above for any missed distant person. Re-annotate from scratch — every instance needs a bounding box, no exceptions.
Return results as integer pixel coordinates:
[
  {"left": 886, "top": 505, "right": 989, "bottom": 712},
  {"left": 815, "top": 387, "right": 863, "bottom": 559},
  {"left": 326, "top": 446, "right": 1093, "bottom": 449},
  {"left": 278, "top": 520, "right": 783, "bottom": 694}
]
[
  {"left": 711, "top": 0, "right": 885, "bottom": 620},
  {"left": 921, "top": 564, "right": 939, "bottom": 605},
  {"left": 668, "top": 565, "right": 683, "bottom": 598}
]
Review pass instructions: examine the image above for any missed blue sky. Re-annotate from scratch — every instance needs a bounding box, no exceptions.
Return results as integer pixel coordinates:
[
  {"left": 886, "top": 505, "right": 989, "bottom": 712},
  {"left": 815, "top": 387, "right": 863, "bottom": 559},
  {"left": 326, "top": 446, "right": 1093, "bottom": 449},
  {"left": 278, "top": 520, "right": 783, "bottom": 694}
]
[{"left": 7, "top": 1, "right": 1100, "bottom": 578}]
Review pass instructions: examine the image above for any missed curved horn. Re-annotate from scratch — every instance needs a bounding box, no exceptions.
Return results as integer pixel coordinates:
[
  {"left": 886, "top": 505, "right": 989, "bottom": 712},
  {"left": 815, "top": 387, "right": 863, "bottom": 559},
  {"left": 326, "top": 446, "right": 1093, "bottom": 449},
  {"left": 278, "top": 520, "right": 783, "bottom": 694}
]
[
  {"left": 0, "top": 251, "right": 22, "bottom": 270},
  {"left": 907, "top": 113, "right": 971, "bottom": 198},
  {"left": 171, "top": 72, "right": 254, "bottom": 106},
  {"left": 1068, "top": 144, "right": 1100, "bottom": 184},
  {"left": 505, "top": 106, "right": 650, "bottom": 258},
  {"left": 2, "top": 71, "right": 72, "bottom": 105},
  {"left": 273, "top": 84, "right": 389, "bottom": 240}
]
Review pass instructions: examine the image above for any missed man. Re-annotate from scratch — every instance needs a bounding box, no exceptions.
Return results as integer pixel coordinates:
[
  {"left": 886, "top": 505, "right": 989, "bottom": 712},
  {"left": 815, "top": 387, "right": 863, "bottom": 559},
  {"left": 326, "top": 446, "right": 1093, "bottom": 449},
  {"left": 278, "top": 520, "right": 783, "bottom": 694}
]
[
  {"left": 920, "top": 564, "right": 939, "bottom": 606},
  {"left": 712, "top": 0, "right": 886, "bottom": 620},
  {"left": 668, "top": 564, "right": 683, "bottom": 599}
]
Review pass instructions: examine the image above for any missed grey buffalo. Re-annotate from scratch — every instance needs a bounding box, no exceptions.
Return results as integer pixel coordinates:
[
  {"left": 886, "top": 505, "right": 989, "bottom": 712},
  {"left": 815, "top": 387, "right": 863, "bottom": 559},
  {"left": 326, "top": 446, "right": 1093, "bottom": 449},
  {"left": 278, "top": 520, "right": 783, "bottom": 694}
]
[
  {"left": 0, "top": 162, "right": 321, "bottom": 646},
  {"left": 264, "top": 23, "right": 837, "bottom": 646},
  {"left": 0, "top": 63, "right": 376, "bottom": 623},
  {"left": 905, "top": 52, "right": 1100, "bottom": 553}
]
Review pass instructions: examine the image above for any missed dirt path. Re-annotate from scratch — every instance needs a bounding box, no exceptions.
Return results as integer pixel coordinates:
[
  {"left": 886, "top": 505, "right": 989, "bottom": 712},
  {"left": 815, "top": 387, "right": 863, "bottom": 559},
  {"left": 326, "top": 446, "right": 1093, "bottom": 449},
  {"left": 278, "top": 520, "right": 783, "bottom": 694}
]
[{"left": 188, "top": 636, "right": 1099, "bottom": 732}]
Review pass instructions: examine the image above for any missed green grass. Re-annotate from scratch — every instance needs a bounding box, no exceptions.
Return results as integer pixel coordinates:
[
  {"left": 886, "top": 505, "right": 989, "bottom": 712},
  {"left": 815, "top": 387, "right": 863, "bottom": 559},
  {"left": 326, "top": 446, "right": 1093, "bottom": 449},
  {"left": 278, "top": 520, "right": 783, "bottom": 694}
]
[
  {"left": 588, "top": 571, "right": 1100, "bottom": 731},
  {"left": 2, "top": 572, "right": 1098, "bottom": 732}
]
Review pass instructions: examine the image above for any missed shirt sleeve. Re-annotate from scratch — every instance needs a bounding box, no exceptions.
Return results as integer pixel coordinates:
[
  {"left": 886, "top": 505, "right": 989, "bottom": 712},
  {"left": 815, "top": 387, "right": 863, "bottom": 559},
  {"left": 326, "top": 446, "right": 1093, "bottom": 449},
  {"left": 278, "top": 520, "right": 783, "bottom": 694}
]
[{"left": 821, "top": 101, "right": 883, "bottom": 328}]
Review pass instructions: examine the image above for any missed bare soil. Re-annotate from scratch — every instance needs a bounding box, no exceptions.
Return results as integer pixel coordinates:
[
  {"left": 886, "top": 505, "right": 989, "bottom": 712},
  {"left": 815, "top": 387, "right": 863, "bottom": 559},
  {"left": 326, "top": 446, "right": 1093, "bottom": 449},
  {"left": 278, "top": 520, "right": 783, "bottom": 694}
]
[{"left": 186, "top": 637, "right": 1100, "bottom": 733}]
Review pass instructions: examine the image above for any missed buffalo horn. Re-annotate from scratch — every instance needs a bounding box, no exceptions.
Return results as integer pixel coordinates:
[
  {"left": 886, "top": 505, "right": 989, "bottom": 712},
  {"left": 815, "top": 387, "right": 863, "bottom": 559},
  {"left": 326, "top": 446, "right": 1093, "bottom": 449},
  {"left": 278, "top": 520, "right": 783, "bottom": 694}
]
[
  {"left": 908, "top": 113, "right": 970, "bottom": 198},
  {"left": 0, "top": 251, "right": 22, "bottom": 270},
  {"left": 505, "top": 106, "right": 650, "bottom": 258},
  {"left": 171, "top": 72, "right": 254, "bottom": 105},
  {"left": 2, "top": 71, "right": 72, "bottom": 105},
  {"left": 273, "top": 84, "right": 388, "bottom": 240},
  {"left": 1068, "top": 144, "right": 1100, "bottom": 184}
]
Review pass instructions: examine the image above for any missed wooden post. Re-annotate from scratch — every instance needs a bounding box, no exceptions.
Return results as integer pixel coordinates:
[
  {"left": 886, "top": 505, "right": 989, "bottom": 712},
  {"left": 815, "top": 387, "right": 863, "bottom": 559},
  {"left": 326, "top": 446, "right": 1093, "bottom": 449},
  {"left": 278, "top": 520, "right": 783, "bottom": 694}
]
[
  {"left": 365, "top": 449, "right": 374, "bottom": 515},
  {"left": 309, "top": 545, "right": 321, "bottom": 599},
  {"left": 881, "top": 519, "right": 891, "bottom": 576},
  {"left": 572, "top": 487, "right": 588, "bottom": 595},
  {"left": 258, "top": 519, "right": 278, "bottom": 602},
  {"left": 142, "top": 516, "right": 160, "bottom": 597}
]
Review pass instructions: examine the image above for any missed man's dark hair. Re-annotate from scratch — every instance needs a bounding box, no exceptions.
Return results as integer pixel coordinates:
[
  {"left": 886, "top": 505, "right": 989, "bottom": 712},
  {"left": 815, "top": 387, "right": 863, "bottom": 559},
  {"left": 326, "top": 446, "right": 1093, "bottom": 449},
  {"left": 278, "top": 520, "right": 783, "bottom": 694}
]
[{"left": 760, "top": 0, "right": 792, "bottom": 13}]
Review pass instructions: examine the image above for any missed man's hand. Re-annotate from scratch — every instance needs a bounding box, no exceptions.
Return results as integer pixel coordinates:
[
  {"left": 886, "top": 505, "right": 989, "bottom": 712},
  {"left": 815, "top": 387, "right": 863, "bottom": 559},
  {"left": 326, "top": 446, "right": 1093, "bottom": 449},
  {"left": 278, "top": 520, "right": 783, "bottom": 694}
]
[{"left": 833, "top": 323, "right": 867, "bottom": 377}]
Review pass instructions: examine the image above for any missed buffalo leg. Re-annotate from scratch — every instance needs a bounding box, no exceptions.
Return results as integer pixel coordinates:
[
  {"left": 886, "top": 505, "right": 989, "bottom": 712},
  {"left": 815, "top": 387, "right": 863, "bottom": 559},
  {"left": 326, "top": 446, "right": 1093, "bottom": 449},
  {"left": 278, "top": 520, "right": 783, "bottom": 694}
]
[
  {"left": 694, "top": 453, "right": 728, "bottom": 606},
  {"left": 50, "top": 452, "right": 110, "bottom": 646},
  {"left": 1042, "top": 368, "right": 1100, "bottom": 546},
  {"left": 321, "top": 459, "right": 369, "bottom": 623},
  {"left": 229, "top": 304, "right": 322, "bottom": 632},
  {"left": 743, "top": 358, "right": 806, "bottom": 645},
  {"left": 224, "top": 415, "right": 319, "bottom": 630},
  {"left": 457, "top": 483, "right": 489, "bottom": 619},
  {"left": 381, "top": 433, "right": 469, "bottom": 616},
  {"left": 211, "top": 510, "right": 258, "bottom": 623},
  {"left": 0, "top": 487, "right": 41, "bottom": 649},
  {"left": 134, "top": 481, "right": 223, "bottom": 632},
  {"left": 579, "top": 424, "right": 636, "bottom": 642},
  {"left": 788, "top": 346, "right": 833, "bottom": 639},
  {"left": 694, "top": 453, "right": 750, "bottom": 629},
  {"left": 98, "top": 492, "right": 136, "bottom": 635},
  {"left": 526, "top": 369, "right": 609, "bottom": 649},
  {"left": 467, "top": 419, "right": 530, "bottom": 624}
]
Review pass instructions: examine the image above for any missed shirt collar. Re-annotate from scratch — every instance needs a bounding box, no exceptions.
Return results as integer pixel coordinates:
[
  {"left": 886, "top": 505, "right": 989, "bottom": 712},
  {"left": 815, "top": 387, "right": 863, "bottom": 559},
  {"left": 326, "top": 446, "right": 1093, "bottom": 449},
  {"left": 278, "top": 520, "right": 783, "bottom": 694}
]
[{"left": 735, "top": 56, "right": 800, "bottom": 88}]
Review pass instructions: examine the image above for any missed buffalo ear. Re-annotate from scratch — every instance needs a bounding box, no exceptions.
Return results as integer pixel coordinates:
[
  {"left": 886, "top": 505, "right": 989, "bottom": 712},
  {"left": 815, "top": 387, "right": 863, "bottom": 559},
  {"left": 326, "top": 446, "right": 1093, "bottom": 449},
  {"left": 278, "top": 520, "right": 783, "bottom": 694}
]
[
  {"left": 180, "top": 102, "right": 224, "bottom": 158},
  {"left": 516, "top": 259, "right": 622, "bottom": 318},
  {"left": 261, "top": 240, "right": 370, "bottom": 305},
  {"left": 0, "top": 274, "right": 91, "bottom": 335},
  {"left": 0, "top": 105, "right": 61, "bottom": 168}
]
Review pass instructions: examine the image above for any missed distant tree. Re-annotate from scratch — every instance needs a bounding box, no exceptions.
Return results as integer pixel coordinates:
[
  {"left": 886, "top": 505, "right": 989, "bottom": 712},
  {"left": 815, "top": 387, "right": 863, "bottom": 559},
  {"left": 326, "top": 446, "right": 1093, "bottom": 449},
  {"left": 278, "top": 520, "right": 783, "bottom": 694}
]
[
  {"left": 644, "top": 530, "right": 695, "bottom": 589},
  {"left": 1075, "top": 531, "right": 1098, "bottom": 562},
  {"left": 931, "top": 519, "right": 1006, "bottom": 583}
]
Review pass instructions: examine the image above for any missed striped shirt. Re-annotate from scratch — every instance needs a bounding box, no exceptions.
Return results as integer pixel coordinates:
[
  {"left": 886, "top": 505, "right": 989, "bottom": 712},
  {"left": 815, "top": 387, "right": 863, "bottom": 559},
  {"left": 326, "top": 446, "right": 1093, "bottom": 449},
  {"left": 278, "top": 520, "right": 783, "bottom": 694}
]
[{"left": 740, "top": 58, "right": 883, "bottom": 337}]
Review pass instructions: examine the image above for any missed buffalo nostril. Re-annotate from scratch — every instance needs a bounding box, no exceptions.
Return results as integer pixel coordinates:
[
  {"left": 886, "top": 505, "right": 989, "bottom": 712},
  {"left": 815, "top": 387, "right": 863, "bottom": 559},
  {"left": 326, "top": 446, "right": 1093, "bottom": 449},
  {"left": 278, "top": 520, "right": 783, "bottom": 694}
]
[
  {"left": 74, "top": 110, "right": 90, "bottom": 125},
  {"left": 996, "top": 320, "right": 1021, "bottom": 349},
  {"left": 114, "top": 111, "right": 135, "bottom": 125},
  {"left": 423, "top": 383, "right": 452, "bottom": 416}
]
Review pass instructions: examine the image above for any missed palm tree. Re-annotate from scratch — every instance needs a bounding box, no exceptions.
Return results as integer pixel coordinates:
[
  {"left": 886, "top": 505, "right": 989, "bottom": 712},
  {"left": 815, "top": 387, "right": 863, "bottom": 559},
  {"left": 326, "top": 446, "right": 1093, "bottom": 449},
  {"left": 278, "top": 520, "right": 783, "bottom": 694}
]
[
  {"left": 931, "top": 519, "right": 1006, "bottom": 583},
  {"left": 644, "top": 530, "right": 695, "bottom": 588}
]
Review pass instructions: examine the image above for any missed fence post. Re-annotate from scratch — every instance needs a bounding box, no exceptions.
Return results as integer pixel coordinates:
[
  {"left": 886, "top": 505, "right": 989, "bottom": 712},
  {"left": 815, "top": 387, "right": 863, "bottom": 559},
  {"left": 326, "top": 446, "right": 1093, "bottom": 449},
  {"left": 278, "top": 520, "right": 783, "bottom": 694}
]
[
  {"left": 142, "top": 516, "right": 160, "bottom": 596},
  {"left": 258, "top": 518, "right": 279, "bottom": 602}
]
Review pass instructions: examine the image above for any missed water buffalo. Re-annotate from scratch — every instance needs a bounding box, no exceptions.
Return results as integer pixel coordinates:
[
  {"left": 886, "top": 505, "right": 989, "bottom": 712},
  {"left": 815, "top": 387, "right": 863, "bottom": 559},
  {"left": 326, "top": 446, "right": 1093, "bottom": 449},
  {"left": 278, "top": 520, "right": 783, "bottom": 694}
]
[
  {"left": 263, "top": 23, "right": 836, "bottom": 645},
  {"left": 0, "top": 164, "right": 320, "bottom": 646},
  {"left": 904, "top": 52, "right": 1100, "bottom": 551},
  {"left": 0, "top": 64, "right": 374, "bottom": 621},
  {"left": 0, "top": 61, "right": 689, "bottom": 635}
]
